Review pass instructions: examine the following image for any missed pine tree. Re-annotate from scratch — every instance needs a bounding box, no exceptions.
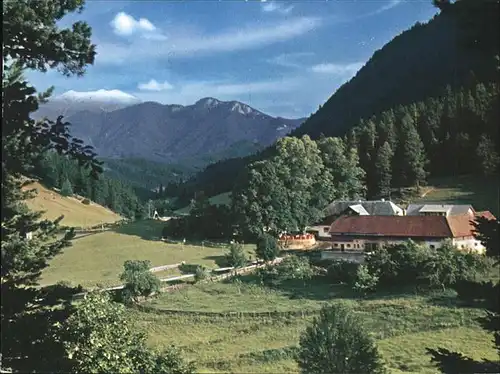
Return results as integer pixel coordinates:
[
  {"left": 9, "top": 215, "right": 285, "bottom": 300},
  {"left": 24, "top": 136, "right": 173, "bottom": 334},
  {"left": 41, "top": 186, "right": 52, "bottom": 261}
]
[
  {"left": 374, "top": 142, "right": 393, "bottom": 199},
  {"left": 476, "top": 133, "right": 500, "bottom": 176},
  {"left": 2, "top": 1, "right": 100, "bottom": 371},
  {"left": 394, "top": 113, "right": 428, "bottom": 188},
  {"left": 60, "top": 178, "right": 73, "bottom": 197}
]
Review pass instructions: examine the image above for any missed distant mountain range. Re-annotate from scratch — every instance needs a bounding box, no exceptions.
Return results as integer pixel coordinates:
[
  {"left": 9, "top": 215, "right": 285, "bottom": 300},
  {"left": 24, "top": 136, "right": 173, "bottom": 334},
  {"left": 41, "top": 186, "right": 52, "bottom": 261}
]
[{"left": 34, "top": 91, "right": 304, "bottom": 164}]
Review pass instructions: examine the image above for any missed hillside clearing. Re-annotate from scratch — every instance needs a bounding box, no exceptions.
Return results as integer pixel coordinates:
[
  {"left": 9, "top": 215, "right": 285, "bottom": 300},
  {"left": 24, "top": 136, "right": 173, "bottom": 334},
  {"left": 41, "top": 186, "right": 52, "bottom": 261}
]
[
  {"left": 40, "top": 220, "right": 255, "bottom": 288},
  {"left": 412, "top": 175, "right": 499, "bottom": 216},
  {"left": 175, "top": 192, "right": 232, "bottom": 215},
  {"left": 23, "top": 182, "right": 122, "bottom": 227}
]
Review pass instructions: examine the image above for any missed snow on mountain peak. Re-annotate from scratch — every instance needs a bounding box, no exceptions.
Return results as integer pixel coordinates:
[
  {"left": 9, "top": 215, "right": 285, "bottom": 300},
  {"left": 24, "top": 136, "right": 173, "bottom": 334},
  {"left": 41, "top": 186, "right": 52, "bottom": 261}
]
[
  {"left": 57, "top": 89, "right": 140, "bottom": 103},
  {"left": 230, "top": 102, "right": 252, "bottom": 115},
  {"left": 195, "top": 97, "right": 220, "bottom": 108}
]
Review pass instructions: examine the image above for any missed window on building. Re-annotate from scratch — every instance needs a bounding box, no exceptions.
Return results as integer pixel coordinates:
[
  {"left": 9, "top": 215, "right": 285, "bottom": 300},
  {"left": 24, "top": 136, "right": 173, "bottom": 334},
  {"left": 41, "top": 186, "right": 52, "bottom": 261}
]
[
  {"left": 334, "top": 243, "right": 338, "bottom": 247},
  {"left": 323, "top": 227, "right": 329, "bottom": 233},
  {"left": 347, "top": 244, "right": 351, "bottom": 248}
]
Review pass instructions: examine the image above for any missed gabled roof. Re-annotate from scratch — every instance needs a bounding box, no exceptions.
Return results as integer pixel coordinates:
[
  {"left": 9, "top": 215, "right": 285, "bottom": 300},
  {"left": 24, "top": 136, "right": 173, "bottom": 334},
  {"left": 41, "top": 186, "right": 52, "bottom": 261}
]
[
  {"left": 329, "top": 215, "right": 453, "bottom": 238},
  {"left": 325, "top": 200, "right": 403, "bottom": 217},
  {"left": 329, "top": 212, "right": 496, "bottom": 239},
  {"left": 406, "top": 203, "right": 474, "bottom": 216}
]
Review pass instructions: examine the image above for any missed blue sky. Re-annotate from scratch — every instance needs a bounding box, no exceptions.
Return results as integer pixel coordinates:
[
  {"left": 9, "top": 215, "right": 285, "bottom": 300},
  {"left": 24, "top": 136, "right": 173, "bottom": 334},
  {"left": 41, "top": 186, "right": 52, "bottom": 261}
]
[{"left": 27, "top": 0, "right": 439, "bottom": 118}]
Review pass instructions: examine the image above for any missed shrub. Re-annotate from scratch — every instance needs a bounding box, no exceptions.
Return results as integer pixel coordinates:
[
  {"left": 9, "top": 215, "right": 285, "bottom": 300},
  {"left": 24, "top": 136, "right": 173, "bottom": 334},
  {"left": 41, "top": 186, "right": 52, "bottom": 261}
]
[
  {"left": 179, "top": 263, "right": 200, "bottom": 274},
  {"left": 275, "top": 255, "right": 315, "bottom": 281},
  {"left": 327, "top": 260, "right": 359, "bottom": 285},
  {"left": 353, "top": 264, "right": 379, "bottom": 294},
  {"left": 119, "top": 260, "right": 161, "bottom": 303},
  {"left": 81, "top": 198, "right": 91, "bottom": 205},
  {"left": 194, "top": 266, "right": 209, "bottom": 283},
  {"left": 364, "top": 240, "right": 491, "bottom": 291},
  {"left": 297, "top": 304, "right": 387, "bottom": 374},
  {"left": 226, "top": 242, "right": 248, "bottom": 268},
  {"left": 256, "top": 233, "right": 280, "bottom": 262}
]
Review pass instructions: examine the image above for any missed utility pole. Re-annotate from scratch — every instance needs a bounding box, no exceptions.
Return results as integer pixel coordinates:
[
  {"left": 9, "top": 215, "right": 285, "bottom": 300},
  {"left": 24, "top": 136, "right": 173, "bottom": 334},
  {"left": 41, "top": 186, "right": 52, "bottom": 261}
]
[{"left": 148, "top": 200, "right": 152, "bottom": 219}]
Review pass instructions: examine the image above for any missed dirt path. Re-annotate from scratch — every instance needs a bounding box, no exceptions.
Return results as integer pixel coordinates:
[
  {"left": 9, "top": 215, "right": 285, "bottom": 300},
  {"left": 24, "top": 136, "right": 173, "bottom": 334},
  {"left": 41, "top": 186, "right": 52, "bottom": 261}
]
[{"left": 420, "top": 187, "right": 435, "bottom": 198}]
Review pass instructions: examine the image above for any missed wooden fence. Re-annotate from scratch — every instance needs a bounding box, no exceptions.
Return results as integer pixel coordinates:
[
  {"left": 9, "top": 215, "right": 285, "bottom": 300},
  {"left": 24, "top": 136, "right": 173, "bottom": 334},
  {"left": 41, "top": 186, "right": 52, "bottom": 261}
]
[
  {"left": 134, "top": 304, "right": 321, "bottom": 319},
  {"left": 72, "top": 257, "right": 286, "bottom": 300}
]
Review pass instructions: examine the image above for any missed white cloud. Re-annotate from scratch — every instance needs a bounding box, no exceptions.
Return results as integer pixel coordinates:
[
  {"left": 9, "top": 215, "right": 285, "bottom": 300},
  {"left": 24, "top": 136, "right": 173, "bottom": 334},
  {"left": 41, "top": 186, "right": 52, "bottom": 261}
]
[
  {"left": 262, "top": 1, "right": 294, "bottom": 15},
  {"left": 267, "top": 52, "right": 315, "bottom": 68},
  {"left": 310, "top": 62, "right": 363, "bottom": 77},
  {"left": 99, "top": 16, "right": 321, "bottom": 63},
  {"left": 131, "top": 77, "right": 303, "bottom": 107},
  {"left": 369, "top": 0, "right": 402, "bottom": 16},
  {"left": 138, "top": 79, "right": 174, "bottom": 91},
  {"left": 110, "top": 12, "right": 156, "bottom": 36}
]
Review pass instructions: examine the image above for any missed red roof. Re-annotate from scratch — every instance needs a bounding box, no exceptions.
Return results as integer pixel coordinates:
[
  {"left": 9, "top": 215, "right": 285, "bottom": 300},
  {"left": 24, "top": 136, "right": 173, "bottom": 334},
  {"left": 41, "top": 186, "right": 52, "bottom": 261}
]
[
  {"left": 329, "top": 215, "right": 452, "bottom": 238},
  {"left": 328, "top": 211, "right": 497, "bottom": 239},
  {"left": 475, "top": 211, "right": 496, "bottom": 221}
]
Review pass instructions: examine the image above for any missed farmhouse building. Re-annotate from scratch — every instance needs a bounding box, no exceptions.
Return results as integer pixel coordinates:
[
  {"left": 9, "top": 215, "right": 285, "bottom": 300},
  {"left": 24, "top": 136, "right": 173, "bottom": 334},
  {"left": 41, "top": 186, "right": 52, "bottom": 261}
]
[
  {"left": 327, "top": 211, "right": 495, "bottom": 253},
  {"left": 308, "top": 199, "right": 404, "bottom": 239}
]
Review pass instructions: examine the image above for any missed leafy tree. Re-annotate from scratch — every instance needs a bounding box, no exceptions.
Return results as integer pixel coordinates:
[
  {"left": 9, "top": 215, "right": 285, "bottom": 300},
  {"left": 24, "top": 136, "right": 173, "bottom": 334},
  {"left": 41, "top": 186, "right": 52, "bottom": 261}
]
[
  {"left": 373, "top": 141, "right": 394, "bottom": 198},
  {"left": 226, "top": 242, "right": 248, "bottom": 268},
  {"left": 55, "top": 292, "right": 195, "bottom": 374},
  {"left": 60, "top": 178, "right": 73, "bottom": 197},
  {"left": 256, "top": 233, "right": 280, "bottom": 262},
  {"left": 297, "top": 304, "right": 387, "bottom": 374},
  {"left": 119, "top": 260, "right": 161, "bottom": 304}
]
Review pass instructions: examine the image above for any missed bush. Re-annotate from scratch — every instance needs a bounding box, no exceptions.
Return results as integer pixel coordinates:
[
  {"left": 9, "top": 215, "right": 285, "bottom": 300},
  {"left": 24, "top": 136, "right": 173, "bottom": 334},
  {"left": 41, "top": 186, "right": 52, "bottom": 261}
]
[
  {"left": 353, "top": 264, "right": 379, "bottom": 294},
  {"left": 119, "top": 260, "right": 161, "bottom": 303},
  {"left": 194, "top": 266, "right": 209, "bottom": 283},
  {"left": 81, "top": 198, "right": 91, "bottom": 205},
  {"left": 327, "top": 260, "right": 359, "bottom": 285},
  {"left": 179, "top": 263, "right": 200, "bottom": 274},
  {"left": 275, "top": 255, "right": 315, "bottom": 281},
  {"left": 364, "top": 240, "right": 491, "bottom": 291},
  {"left": 256, "top": 233, "right": 280, "bottom": 262},
  {"left": 226, "top": 242, "right": 248, "bottom": 268},
  {"left": 297, "top": 304, "right": 387, "bottom": 374}
]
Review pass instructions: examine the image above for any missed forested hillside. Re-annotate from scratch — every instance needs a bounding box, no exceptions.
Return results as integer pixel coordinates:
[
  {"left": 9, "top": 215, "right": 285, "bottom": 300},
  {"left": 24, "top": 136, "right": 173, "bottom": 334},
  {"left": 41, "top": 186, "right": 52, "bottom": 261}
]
[
  {"left": 173, "top": 0, "right": 500, "bottom": 201},
  {"left": 34, "top": 152, "right": 144, "bottom": 219},
  {"left": 349, "top": 83, "right": 499, "bottom": 198}
]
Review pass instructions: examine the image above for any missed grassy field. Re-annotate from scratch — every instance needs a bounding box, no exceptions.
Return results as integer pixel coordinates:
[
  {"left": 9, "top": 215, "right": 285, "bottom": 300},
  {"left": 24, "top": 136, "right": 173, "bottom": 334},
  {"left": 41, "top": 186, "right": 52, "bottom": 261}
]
[
  {"left": 40, "top": 220, "right": 255, "bottom": 288},
  {"left": 413, "top": 175, "right": 499, "bottom": 216},
  {"left": 24, "top": 182, "right": 122, "bottom": 227},
  {"left": 133, "top": 277, "right": 498, "bottom": 373}
]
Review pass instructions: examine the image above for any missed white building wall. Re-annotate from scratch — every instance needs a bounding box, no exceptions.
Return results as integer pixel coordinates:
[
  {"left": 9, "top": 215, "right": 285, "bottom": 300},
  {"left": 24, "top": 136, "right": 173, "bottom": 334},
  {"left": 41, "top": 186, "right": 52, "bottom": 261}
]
[{"left": 452, "top": 237, "right": 486, "bottom": 254}]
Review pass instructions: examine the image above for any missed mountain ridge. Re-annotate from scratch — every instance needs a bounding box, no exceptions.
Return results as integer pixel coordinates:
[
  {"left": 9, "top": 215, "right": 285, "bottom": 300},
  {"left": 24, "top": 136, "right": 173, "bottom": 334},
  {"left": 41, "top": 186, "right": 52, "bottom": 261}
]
[{"left": 35, "top": 94, "right": 305, "bottom": 164}]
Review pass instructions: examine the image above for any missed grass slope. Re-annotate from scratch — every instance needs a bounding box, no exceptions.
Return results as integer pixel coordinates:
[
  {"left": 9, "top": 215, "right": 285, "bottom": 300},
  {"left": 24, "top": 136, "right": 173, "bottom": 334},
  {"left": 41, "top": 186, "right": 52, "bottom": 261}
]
[
  {"left": 24, "top": 182, "right": 122, "bottom": 227},
  {"left": 40, "top": 220, "right": 255, "bottom": 288},
  {"left": 134, "top": 279, "right": 498, "bottom": 373},
  {"left": 413, "top": 175, "right": 499, "bottom": 216}
]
